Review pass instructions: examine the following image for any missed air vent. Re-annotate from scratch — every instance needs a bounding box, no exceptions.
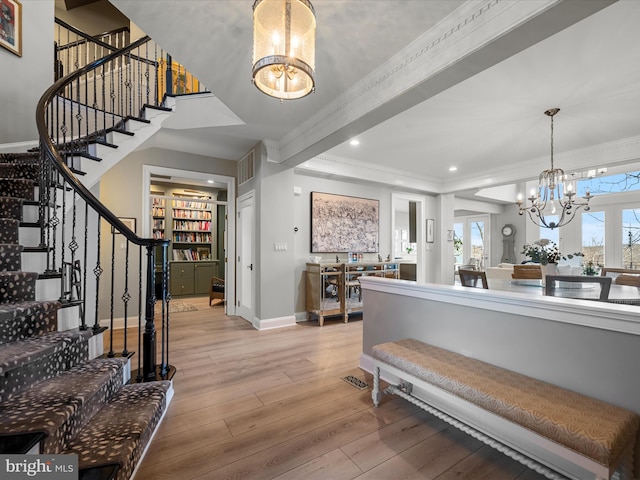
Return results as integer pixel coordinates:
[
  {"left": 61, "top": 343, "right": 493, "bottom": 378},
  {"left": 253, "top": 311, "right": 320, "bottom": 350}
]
[{"left": 238, "top": 151, "right": 255, "bottom": 186}]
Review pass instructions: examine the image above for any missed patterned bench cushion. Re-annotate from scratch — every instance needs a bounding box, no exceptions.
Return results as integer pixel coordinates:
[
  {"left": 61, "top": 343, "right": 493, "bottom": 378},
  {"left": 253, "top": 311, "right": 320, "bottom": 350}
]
[{"left": 372, "top": 338, "right": 639, "bottom": 468}]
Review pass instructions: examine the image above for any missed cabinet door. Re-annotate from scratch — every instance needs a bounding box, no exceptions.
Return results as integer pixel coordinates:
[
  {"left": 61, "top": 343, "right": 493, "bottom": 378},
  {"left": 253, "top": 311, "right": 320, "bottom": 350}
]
[
  {"left": 194, "top": 262, "right": 216, "bottom": 294},
  {"left": 171, "top": 262, "right": 194, "bottom": 279},
  {"left": 170, "top": 263, "right": 194, "bottom": 296}
]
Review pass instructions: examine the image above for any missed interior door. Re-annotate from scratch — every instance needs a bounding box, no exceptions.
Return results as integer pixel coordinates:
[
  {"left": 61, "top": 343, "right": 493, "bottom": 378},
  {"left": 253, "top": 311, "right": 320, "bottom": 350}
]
[{"left": 237, "top": 192, "right": 255, "bottom": 323}]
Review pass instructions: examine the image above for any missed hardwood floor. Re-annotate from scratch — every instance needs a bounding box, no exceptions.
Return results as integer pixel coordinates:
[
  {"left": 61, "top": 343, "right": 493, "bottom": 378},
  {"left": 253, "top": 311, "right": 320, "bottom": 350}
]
[{"left": 110, "top": 296, "right": 548, "bottom": 480}]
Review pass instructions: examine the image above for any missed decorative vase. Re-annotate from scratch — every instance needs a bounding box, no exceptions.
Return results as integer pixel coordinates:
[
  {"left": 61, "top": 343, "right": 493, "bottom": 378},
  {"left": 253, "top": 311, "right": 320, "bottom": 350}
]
[{"left": 540, "top": 263, "right": 557, "bottom": 287}]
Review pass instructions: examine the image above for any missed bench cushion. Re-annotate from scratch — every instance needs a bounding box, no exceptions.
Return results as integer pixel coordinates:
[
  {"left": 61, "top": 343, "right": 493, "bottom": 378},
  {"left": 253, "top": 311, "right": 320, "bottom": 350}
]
[{"left": 372, "top": 338, "right": 639, "bottom": 468}]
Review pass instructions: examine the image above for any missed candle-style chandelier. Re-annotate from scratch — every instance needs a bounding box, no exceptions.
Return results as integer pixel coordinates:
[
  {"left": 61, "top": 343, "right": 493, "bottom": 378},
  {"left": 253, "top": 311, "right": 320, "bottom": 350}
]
[
  {"left": 516, "top": 108, "right": 593, "bottom": 229},
  {"left": 252, "top": 0, "right": 316, "bottom": 100}
]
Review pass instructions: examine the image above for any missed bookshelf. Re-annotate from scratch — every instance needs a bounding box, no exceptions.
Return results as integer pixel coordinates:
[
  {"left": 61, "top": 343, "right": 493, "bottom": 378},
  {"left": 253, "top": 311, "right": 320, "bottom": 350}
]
[
  {"left": 171, "top": 195, "right": 213, "bottom": 261},
  {"left": 151, "top": 197, "right": 166, "bottom": 240},
  {"left": 150, "top": 186, "right": 221, "bottom": 296}
]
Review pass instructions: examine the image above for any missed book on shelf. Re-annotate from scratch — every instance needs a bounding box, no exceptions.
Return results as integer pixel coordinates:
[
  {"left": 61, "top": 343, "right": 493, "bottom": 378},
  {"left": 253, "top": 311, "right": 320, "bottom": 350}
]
[{"left": 172, "top": 248, "right": 211, "bottom": 261}]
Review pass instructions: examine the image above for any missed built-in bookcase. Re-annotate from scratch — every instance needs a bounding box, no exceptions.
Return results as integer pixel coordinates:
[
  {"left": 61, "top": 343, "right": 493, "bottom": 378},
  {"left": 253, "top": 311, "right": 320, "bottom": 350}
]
[
  {"left": 150, "top": 185, "right": 221, "bottom": 296},
  {"left": 150, "top": 187, "right": 218, "bottom": 263}
]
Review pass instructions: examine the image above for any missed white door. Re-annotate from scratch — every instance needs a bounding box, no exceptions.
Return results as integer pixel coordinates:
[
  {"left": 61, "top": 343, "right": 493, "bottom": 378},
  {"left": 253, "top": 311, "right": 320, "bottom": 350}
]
[
  {"left": 457, "top": 215, "right": 490, "bottom": 269},
  {"left": 237, "top": 192, "right": 255, "bottom": 323}
]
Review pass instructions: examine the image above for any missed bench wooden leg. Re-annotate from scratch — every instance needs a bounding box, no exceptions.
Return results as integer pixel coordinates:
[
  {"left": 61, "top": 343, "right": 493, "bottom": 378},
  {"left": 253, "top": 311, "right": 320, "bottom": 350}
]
[{"left": 372, "top": 366, "right": 381, "bottom": 407}]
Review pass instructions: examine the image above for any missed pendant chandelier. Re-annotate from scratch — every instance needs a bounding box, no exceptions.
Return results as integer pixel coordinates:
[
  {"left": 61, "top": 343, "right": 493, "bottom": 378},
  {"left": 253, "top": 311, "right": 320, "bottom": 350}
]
[
  {"left": 516, "top": 108, "right": 593, "bottom": 229},
  {"left": 252, "top": 0, "right": 316, "bottom": 100}
]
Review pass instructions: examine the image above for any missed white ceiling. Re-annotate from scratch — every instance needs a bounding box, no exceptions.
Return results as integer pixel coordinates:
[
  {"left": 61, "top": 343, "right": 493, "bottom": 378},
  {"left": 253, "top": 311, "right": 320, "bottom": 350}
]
[{"left": 110, "top": 0, "right": 640, "bottom": 200}]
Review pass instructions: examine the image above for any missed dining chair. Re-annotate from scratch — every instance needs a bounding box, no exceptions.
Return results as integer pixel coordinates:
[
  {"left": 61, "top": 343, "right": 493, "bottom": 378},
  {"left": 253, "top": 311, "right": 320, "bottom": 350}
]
[
  {"left": 613, "top": 275, "right": 640, "bottom": 286},
  {"left": 601, "top": 267, "right": 640, "bottom": 286},
  {"left": 544, "top": 275, "right": 612, "bottom": 301},
  {"left": 512, "top": 264, "right": 542, "bottom": 279},
  {"left": 458, "top": 269, "right": 488, "bottom": 289}
]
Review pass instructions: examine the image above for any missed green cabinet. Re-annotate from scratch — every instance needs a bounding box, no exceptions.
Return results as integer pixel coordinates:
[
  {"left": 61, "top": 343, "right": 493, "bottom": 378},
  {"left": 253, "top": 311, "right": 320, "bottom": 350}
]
[
  {"left": 194, "top": 262, "right": 216, "bottom": 295},
  {"left": 170, "top": 261, "right": 218, "bottom": 296}
]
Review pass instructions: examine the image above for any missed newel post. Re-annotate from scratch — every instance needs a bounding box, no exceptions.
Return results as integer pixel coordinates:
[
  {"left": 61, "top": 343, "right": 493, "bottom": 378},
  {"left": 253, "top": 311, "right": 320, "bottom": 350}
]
[{"left": 143, "top": 245, "right": 157, "bottom": 379}]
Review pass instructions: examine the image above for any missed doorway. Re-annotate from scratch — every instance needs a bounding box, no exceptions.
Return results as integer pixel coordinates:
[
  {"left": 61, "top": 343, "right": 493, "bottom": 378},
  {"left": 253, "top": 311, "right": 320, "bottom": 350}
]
[
  {"left": 142, "top": 165, "right": 236, "bottom": 314},
  {"left": 454, "top": 214, "right": 490, "bottom": 271},
  {"left": 391, "top": 193, "right": 426, "bottom": 283}
]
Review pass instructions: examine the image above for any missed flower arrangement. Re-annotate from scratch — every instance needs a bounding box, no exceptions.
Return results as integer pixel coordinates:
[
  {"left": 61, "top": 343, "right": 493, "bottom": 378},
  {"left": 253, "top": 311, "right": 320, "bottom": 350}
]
[{"left": 521, "top": 239, "right": 583, "bottom": 265}]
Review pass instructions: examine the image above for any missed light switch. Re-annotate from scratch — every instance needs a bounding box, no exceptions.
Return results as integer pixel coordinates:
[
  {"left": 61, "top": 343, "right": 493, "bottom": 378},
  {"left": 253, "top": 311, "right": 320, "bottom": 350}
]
[{"left": 274, "top": 243, "right": 287, "bottom": 252}]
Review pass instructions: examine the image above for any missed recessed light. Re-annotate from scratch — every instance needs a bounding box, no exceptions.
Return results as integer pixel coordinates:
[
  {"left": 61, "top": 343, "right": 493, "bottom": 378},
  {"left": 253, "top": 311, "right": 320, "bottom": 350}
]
[
  {"left": 349, "top": 139, "right": 360, "bottom": 146},
  {"left": 449, "top": 166, "right": 458, "bottom": 172},
  {"left": 207, "top": 180, "right": 214, "bottom": 184}
]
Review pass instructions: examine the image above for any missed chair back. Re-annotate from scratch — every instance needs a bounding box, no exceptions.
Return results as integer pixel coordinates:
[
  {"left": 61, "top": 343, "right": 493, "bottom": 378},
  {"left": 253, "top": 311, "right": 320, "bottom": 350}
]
[
  {"left": 544, "top": 275, "right": 612, "bottom": 301},
  {"left": 458, "top": 269, "right": 488, "bottom": 289},
  {"left": 512, "top": 265, "right": 542, "bottom": 279},
  {"left": 614, "top": 275, "right": 640, "bottom": 286},
  {"left": 601, "top": 267, "right": 640, "bottom": 286}
]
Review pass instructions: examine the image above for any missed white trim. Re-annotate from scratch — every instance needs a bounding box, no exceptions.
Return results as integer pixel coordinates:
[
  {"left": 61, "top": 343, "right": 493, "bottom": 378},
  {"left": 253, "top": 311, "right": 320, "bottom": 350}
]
[
  {"left": 359, "top": 276, "right": 640, "bottom": 336},
  {"left": 253, "top": 315, "right": 297, "bottom": 330}
]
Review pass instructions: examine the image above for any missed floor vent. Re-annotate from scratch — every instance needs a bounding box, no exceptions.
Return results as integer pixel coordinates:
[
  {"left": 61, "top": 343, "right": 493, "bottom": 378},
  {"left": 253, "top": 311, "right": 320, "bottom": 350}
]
[{"left": 342, "top": 375, "right": 369, "bottom": 390}]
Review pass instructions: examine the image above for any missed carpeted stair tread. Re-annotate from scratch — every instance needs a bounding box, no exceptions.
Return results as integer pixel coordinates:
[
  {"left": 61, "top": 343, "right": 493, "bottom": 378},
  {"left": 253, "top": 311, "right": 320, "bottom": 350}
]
[
  {"left": 0, "top": 271, "right": 39, "bottom": 304},
  {"left": 0, "top": 162, "right": 39, "bottom": 180},
  {"left": 0, "top": 197, "right": 24, "bottom": 221},
  {"left": 0, "top": 329, "right": 92, "bottom": 374},
  {"left": 0, "top": 358, "right": 128, "bottom": 454},
  {"left": 0, "top": 300, "right": 60, "bottom": 345},
  {"left": 0, "top": 219, "right": 19, "bottom": 245},
  {"left": 0, "top": 244, "right": 24, "bottom": 272},
  {"left": 65, "top": 381, "right": 172, "bottom": 479},
  {"left": 0, "top": 179, "right": 34, "bottom": 201},
  {"left": 0, "top": 329, "right": 92, "bottom": 402},
  {"left": 0, "top": 153, "right": 40, "bottom": 163}
]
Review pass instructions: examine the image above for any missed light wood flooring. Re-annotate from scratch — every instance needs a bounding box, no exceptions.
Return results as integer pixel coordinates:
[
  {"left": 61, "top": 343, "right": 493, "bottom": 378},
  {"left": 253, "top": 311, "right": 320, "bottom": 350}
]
[{"left": 109, "top": 296, "right": 549, "bottom": 480}]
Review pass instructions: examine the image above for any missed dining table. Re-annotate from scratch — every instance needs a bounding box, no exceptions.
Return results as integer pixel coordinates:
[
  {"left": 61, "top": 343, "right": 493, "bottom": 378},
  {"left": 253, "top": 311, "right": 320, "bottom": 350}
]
[{"left": 487, "top": 278, "right": 640, "bottom": 305}]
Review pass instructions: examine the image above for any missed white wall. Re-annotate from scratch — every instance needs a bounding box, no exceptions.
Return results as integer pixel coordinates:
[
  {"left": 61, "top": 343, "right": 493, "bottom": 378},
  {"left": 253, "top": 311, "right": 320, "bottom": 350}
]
[{"left": 0, "top": 0, "right": 54, "bottom": 145}]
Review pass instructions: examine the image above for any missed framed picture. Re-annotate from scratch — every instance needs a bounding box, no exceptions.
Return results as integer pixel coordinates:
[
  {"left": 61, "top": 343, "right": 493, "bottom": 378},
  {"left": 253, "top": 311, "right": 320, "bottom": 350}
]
[
  {"left": 0, "top": 0, "right": 22, "bottom": 57},
  {"left": 310, "top": 192, "right": 379, "bottom": 253},
  {"left": 426, "top": 219, "right": 435, "bottom": 243},
  {"left": 112, "top": 217, "right": 136, "bottom": 234}
]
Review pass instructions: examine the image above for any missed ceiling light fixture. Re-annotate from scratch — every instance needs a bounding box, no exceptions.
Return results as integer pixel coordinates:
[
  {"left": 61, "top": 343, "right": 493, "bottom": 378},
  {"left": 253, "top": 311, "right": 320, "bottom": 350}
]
[
  {"left": 252, "top": 0, "right": 316, "bottom": 100},
  {"left": 350, "top": 139, "right": 360, "bottom": 146},
  {"left": 516, "top": 108, "right": 592, "bottom": 229},
  {"left": 449, "top": 166, "right": 457, "bottom": 172}
]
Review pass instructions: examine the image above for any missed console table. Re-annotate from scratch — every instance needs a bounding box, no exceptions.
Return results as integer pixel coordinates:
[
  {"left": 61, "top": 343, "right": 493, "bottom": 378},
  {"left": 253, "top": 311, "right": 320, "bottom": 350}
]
[{"left": 306, "top": 262, "right": 399, "bottom": 326}]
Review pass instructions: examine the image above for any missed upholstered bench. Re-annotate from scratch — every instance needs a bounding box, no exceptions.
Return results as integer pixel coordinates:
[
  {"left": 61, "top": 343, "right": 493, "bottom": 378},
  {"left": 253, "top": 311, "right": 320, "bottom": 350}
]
[{"left": 371, "top": 339, "right": 639, "bottom": 480}]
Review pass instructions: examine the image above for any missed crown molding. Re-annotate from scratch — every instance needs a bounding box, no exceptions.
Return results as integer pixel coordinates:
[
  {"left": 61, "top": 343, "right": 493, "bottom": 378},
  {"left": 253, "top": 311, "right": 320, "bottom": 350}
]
[
  {"left": 297, "top": 135, "right": 640, "bottom": 196},
  {"left": 278, "top": 0, "right": 565, "bottom": 166}
]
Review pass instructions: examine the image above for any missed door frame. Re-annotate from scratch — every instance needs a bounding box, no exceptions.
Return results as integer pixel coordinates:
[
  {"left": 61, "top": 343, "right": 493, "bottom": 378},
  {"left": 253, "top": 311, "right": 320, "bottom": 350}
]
[{"left": 142, "top": 165, "right": 236, "bottom": 315}]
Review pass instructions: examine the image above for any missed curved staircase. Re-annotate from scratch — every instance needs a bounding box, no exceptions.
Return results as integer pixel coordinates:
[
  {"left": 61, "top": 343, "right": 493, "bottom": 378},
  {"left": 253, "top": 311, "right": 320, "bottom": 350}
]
[{"left": 0, "top": 152, "right": 173, "bottom": 479}]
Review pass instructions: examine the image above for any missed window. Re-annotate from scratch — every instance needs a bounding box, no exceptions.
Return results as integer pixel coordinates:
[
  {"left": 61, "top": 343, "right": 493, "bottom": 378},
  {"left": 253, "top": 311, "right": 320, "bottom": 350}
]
[
  {"left": 582, "top": 211, "right": 605, "bottom": 266},
  {"left": 621, "top": 208, "right": 640, "bottom": 269},
  {"left": 540, "top": 215, "right": 559, "bottom": 245},
  {"left": 578, "top": 171, "right": 640, "bottom": 196}
]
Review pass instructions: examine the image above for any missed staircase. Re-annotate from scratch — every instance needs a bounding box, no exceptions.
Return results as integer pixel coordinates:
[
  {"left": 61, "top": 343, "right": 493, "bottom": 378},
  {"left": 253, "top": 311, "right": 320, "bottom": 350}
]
[
  {"left": 0, "top": 152, "right": 173, "bottom": 479},
  {"left": 0, "top": 20, "right": 186, "bottom": 480}
]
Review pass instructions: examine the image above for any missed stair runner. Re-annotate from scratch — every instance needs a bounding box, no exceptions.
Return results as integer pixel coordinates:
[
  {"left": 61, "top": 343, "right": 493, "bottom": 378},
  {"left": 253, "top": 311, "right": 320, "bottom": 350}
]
[{"left": 0, "top": 152, "right": 171, "bottom": 480}]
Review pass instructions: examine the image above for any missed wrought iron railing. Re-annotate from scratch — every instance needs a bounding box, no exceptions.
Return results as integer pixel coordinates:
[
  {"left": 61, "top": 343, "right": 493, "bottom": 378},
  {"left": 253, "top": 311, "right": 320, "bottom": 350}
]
[{"left": 34, "top": 20, "right": 208, "bottom": 381}]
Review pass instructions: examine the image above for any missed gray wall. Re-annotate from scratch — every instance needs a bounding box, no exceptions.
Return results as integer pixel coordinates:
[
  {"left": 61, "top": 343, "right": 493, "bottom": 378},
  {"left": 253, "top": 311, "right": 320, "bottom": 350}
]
[
  {"left": 97, "top": 147, "right": 236, "bottom": 318},
  {"left": 361, "top": 279, "right": 640, "bottom": 416},
  {"left": 0, "top": 0, "right": 54, "bottom": 145},
  {"left": 292, "top": 174, "right": 398, "bottom": 316}
]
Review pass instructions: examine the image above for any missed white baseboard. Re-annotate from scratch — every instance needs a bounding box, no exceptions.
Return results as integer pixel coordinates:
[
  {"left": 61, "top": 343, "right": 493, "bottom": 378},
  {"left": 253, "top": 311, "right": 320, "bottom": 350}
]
[{"left": 253, "top": 314, "right": 296, "bottom": 330}]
